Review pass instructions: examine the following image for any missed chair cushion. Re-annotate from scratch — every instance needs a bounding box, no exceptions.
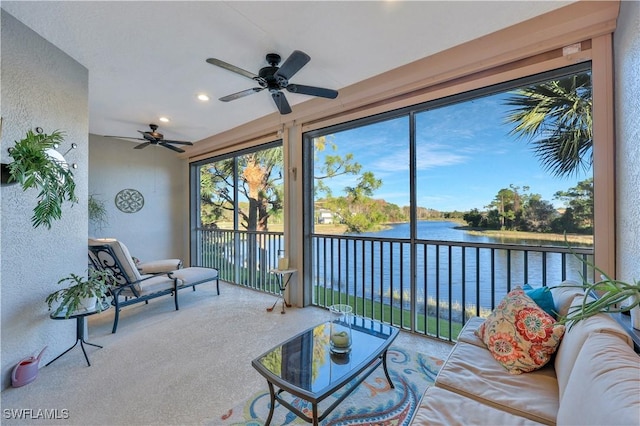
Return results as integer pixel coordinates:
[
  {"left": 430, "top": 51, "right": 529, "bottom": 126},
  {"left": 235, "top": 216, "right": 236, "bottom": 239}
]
[
  {"left": 120, "top": 275, "right": 175, "bottom": 297},
  {"left": 171, "top": 267, "right": 218, "bottom": 287},
  {"left": 475, "top": 287, "right": 565, "bottom": 374},
  {"left": 138, "top": 259, "right": 182, "bottom": 274},
  {"left": 89, "top": 238, "right": 143, "bottom": 289}
]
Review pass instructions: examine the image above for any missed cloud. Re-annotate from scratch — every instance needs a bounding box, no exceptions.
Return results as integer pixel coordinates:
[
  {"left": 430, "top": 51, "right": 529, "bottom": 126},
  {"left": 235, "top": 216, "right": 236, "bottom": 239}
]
[{"left": 372, "top": 146, "right": 469, "bottom": 172}]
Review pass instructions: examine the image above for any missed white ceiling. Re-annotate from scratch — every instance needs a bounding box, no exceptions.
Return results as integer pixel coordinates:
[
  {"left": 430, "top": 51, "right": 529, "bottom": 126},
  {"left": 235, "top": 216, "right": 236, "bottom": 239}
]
[{"left": 2, "top": 1, "right": 572, "bottom": 146}]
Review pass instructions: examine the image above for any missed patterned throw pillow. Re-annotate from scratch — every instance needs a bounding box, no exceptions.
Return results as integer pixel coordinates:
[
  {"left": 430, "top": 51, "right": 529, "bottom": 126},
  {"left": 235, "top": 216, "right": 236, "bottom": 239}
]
[{"left": 475, "top": 287, "right": 565, "bottom": 374}]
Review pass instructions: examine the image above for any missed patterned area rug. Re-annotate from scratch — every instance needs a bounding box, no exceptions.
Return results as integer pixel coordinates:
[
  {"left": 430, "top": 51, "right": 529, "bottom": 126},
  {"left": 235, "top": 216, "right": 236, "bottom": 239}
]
[{"left": 212, "top": 346, "right": 443, "bottom": 426}]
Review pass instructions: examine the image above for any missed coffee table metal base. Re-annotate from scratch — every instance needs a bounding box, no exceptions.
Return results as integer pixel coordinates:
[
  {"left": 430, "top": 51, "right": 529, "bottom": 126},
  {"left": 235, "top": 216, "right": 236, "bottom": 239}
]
[{"left": 264, "top": 350, "right": 394, "bottom": 426}]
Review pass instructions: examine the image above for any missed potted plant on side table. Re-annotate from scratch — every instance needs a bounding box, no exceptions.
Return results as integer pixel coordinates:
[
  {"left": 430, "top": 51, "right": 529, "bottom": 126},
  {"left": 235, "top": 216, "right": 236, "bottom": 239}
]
[{"left": 46, "top": 269, "right": 113, "bottom": 319}]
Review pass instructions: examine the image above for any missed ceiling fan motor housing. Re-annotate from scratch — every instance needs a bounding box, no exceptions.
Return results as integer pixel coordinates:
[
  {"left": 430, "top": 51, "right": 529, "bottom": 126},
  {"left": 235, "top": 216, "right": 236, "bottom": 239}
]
[
  {"left": 207, "top": 50, "right": 338, "bottom": 115},
  {"left": 147, "top": 123, "right": 162, "bottom": 140},
  {"left": 259, "top": 66, "right": 285, "bottom": 90}
]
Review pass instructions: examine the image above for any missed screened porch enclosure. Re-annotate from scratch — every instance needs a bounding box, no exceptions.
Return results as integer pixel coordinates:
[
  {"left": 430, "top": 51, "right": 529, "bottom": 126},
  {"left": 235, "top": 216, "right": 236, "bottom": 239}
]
[{"left": 192, "top": 64, "right": 595, "bottom": 343}]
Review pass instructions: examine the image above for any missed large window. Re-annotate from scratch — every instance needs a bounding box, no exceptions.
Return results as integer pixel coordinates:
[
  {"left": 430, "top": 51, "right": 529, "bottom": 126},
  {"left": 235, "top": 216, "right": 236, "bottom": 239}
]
[
  {"left": 304, "top": 64, "right": 594, "bottom": 335},
  {"left": 191, "top": 141, "right": 285, "bottom": 289}
]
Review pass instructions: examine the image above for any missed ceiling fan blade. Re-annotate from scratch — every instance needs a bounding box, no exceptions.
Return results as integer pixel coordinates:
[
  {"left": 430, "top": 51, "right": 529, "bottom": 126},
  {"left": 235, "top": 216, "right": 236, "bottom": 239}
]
[
  {"left": 160, "top": 143, "right": 185, "bottom": 153},
  {"left": 162, "top": 139, "right": 193, "bottom": 146},
  {"left": 206, "top": 58, "right": 259, "bottom": 80},
  {"left": 219, "top": 87, "right": 264, "bottom": 102},
  {"left": 272, "top": 91, "right": 292, "bottom": 115},
  {"left": 274, "top": 50, "right": 310, "bottom": 81},
  {"left": 134, "top": 142, "right": 152, "bottom": 150},
  {"left": 286, "top": 84, "right": 338, "bottom": 99},
  {"left": 103, "top": 135, "right": 147, "bottom": 141}
]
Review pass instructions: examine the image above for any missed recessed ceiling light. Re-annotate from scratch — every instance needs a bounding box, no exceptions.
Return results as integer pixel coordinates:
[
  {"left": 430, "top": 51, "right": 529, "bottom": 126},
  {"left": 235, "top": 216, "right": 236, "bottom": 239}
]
[
  {"left": 197, "top": 94, "right": 210, "bottom": 101},
  {"left": 159, "top": 117, "right": 170, "bottom": 123}
]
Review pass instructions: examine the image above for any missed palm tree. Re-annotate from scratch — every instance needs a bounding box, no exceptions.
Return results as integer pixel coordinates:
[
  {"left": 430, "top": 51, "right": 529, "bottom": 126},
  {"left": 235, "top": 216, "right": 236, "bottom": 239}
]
[{"left": 504, "top": 72, "right": 592, "bottom": 178}]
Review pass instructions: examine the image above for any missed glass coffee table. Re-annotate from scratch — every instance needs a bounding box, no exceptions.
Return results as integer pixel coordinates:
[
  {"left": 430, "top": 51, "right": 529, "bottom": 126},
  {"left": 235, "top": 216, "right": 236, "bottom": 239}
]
[{"left": 252, "top": 316, "right": 399, "bottom": 425}]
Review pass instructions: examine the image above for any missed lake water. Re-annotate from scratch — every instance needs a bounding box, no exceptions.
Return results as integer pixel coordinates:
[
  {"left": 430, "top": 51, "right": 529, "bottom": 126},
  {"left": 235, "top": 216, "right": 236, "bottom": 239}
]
[{"left": 313, "top": 221, "right": 593, "bottom": 310}]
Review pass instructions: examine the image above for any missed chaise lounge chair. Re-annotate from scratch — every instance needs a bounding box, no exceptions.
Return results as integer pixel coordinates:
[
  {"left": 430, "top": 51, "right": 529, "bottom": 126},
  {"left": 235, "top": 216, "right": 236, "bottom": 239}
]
[{"left": 88, "top": 238, "right": 219, "bottom": 333}]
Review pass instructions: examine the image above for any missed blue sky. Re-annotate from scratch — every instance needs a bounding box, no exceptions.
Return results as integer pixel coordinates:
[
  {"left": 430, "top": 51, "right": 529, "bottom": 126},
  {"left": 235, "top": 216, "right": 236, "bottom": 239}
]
[{"left": 315, "top": 91, "right": 592, "bottom": 212}]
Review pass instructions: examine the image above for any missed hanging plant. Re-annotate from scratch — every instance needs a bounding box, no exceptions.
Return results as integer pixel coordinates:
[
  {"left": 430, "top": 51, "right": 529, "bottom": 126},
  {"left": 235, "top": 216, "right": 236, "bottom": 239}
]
[
  {"left": 6, "top": 128, "right": 78, "bottom": 228},
  {"left": 88, "top": 193, "right": 109, "bottom": 230}
]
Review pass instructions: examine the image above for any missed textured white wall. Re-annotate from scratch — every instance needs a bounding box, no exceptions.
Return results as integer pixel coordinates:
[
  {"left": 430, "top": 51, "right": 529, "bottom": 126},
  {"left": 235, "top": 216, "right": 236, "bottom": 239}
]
[
  {"left": 1, "top": 11, "right": 88, "bottom": 389},
  {"left": 615, "top": 0, "right": 640, "bottom": 283},
  {"left": 88, "top": 134, "right": 188, "bottom": 262}
]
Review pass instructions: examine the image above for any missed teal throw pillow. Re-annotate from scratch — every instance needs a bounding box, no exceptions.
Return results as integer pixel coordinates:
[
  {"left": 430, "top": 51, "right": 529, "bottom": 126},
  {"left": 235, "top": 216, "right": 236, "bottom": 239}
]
[{"left": 523, "top": 284, "right": 557, "bottom": 319}]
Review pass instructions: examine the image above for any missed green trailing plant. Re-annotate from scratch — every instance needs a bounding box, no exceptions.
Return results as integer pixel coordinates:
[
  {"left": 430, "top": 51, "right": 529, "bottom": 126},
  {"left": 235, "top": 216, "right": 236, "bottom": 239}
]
[
  {"left": 7, "top": 128, "right": 78, "bottom": 228},
  {"left": 554, "top": 239, "right": 640, "bottom": 328},
  {"left": 88, "top": 193, "right": 109, "bottom": 230},
  {"left": 45, "top": 269, "right": 113, "bottom": 319}
]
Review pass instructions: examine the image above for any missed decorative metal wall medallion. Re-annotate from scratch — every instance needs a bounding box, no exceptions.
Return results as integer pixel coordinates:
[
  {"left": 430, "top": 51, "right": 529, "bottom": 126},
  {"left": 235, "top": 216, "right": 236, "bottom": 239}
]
[{"left": 115, "top": 188, "right": 144, "bottom": 213}]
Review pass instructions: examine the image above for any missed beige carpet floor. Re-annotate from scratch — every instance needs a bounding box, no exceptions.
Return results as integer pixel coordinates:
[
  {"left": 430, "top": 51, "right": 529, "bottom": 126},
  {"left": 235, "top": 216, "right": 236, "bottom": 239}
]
[{"left": 1, "top": 282, "right": 452, "bottom": 425}]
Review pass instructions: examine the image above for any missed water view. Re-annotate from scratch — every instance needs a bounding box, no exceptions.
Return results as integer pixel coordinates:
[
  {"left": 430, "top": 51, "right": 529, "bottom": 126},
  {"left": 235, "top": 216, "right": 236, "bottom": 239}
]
[{"left": 313, "top": 221, "right": 593, "bottom": 311}]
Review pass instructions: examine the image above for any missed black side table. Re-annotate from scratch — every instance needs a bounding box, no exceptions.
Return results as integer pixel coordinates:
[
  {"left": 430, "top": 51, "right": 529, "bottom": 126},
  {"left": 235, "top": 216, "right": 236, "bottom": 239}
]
[
  {"left": 46, "top": 301, "right": 110, "bottom": 367},
  {"left": 267, "top": 269, "right": 296, "bottom": 314}
]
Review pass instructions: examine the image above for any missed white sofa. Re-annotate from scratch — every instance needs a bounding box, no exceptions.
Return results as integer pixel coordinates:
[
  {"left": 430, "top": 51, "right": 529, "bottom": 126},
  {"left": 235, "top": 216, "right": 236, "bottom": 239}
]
[{"left": 411, "top": 281, "right": 640, "bottom": 425}]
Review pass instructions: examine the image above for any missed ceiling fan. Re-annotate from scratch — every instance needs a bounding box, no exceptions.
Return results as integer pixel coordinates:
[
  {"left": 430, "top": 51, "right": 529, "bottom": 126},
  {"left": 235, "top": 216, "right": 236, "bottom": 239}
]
[
  {"left": 104, "top": 124, "right": 193, "bottom": 153},
  {"left": 206, "top": 50, "right": 338, "bottom": 115}
]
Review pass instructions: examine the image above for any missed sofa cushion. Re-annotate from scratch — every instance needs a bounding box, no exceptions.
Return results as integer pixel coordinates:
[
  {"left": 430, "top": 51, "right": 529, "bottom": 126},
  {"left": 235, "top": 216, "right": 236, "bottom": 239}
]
[
  {"left": 435, "top": 339, "right": 558, "bottom": 425},
  {"left": 475, "top": 287, "right": 565, "bottom": 374},
  {"left": 556, "top": 332, "right": 640, "bottom": 425},
  {"left": 456, "top": 317, "right": 486, "bottom": 347},
  {"left": 549, "top": 279, "right": 585, "bottom": 317},
  {"left": 413, "top": 385, "right": 545, "bottom": 425},
  {"left": 523, "top": 284, "right": 557, "bottom": 318},
  {"left": 554, "top": 296, "right": 634, "bottom": 400}
]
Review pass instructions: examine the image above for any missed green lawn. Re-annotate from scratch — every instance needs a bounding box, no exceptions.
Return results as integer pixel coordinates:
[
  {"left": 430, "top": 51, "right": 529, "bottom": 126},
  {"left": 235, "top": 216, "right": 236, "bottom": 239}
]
[{"left": 314, "top": 286, "right": 465, "bottom": 341}]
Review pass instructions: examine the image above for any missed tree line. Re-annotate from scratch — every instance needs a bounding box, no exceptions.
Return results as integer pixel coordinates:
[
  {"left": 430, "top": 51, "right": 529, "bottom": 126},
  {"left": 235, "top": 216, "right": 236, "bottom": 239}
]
[{"left": 462, "top": 179, "right": 593, "bottom": 234}]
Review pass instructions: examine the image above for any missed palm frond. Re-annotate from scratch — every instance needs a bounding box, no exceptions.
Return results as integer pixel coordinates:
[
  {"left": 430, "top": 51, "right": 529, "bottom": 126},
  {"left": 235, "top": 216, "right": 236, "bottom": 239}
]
[{"left": 504, "top": 73, "right": 592, "bottom": 178}]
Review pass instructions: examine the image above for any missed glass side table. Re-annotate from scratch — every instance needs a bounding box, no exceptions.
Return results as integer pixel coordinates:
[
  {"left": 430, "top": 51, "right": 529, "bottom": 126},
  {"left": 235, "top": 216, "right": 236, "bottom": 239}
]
[{"left": 46, "top": 301, "right": 110, "bottom": 367}]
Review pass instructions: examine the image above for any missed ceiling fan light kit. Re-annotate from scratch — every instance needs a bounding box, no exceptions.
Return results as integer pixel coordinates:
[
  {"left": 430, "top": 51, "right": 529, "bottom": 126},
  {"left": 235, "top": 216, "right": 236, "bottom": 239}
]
[
  {"left": 206, "top": 50, "right": 338, "bottom": 115},
  {"left": 104, "top": 124, "right": 193, "bottom": 153}
]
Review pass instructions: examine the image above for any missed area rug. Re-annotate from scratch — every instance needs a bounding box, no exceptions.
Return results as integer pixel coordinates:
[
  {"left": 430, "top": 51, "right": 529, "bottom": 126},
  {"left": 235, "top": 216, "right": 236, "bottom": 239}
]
[{"left": 212, "top": 346, "right": 443, "bottom": 426}]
